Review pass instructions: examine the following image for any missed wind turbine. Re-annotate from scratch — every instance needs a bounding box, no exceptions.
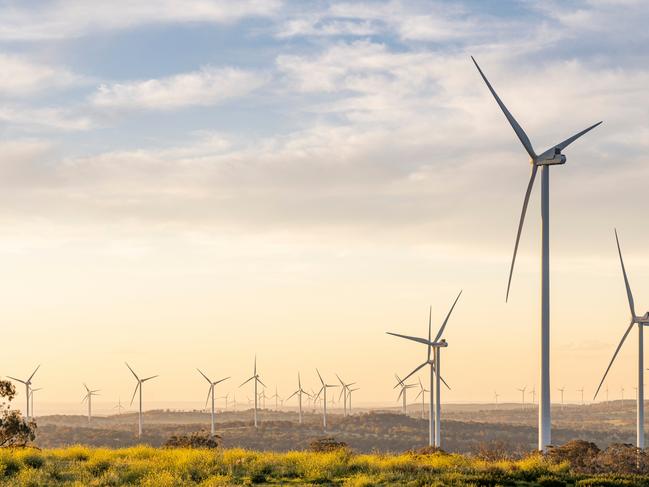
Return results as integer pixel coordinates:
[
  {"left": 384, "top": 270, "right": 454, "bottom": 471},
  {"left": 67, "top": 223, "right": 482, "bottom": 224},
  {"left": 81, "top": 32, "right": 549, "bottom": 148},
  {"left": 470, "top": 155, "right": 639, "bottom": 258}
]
[
  {"left": 348, "top": 387, "right": 359, "bottom": 413},
  {"left": 472, "top": 57, "right": 601, "bottom": 451},
  {"left": 271, "top": 385, "right": 282, "bottom": 411},
  {"left": 239, "top": 355, "right": 265, "bottom": 428},
  {"left": 113, "top": 398, "right": 125, "bottom": 415},
  {"left": 336, "top": 374, "right": 355, "bottom": 417},
  {"left": 197, "top": 369, "right": 229, "bottom": 437},
  {"left": 82, "top": 383, "right": 100, "bottom": 424},
  {"left": 558, "top": 387, "right": 565, "bottom": 410},
  {"left": 7, "top": 365, "right": 40, "bottom": 422},
  {"left": 395, "top": 374, "right": 416, "bottom": 415},
  {"left": 530, "top": 386, "right": 536, "bottom": 405},
  {"left": 577, "top": 388, "right": 584, "bottom": 406},
  {"left": 594, "top": 230, "right": 649, "bottom": 449},
  {"left": 125, "top": 362, "right": 158, "bottom": 438},
  {"left": 29, "top": 388, "right": 42, "bottom": 418},
  {"left": 218, "top": 393, "right": 230, "bottom": 411},
  {"left": 314, "top": 369, "right": 338, "bottom": 433},
  {"left": 387, "top": 292, "right": 461, "bottom": 448},
  {"left": 517, "top": 386, "right": 526, "bottom": 410},
  {"left": 415, "top": 378, "right": 429, "bottom": 419},
  {"left": 286, "top": 372, "right": 310, "bottom": 424},
  {"left": 494, "top": 391, "right": 499, "bottom": 404}
]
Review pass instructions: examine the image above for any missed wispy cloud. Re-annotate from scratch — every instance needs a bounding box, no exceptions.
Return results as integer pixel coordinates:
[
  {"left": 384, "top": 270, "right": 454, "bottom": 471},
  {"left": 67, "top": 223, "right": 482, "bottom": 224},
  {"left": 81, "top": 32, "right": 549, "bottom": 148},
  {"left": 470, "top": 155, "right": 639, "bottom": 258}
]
[
  {"left": 0, "top": 53, "right": 81, "bottom": 96},
  {"left": 0, "top": 0, "right": 282, "bottom": 40},
  {"left": 90, "top": 67, "right": 267, "bottom": 110}
]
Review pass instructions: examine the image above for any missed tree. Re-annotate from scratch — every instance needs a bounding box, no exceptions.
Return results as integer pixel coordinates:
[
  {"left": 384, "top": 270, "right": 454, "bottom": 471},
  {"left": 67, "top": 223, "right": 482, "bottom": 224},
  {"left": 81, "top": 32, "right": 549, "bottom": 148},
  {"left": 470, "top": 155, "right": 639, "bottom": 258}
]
[{"left": 0, "top": 379, "right": 36, "bottom": 447}]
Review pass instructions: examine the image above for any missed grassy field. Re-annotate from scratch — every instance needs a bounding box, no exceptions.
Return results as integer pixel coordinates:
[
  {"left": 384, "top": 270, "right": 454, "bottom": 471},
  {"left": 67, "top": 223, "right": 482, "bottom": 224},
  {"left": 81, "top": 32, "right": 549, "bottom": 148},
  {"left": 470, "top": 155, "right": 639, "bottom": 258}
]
[{"left": 1, "top": 445, "right": 648, "bottom": 486}]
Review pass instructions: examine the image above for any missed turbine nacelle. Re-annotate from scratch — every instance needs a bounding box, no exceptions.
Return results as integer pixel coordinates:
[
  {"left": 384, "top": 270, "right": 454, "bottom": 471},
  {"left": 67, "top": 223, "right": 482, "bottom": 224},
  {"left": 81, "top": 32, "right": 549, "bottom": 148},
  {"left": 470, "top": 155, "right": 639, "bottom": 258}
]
[{"left": 535, "top": 147, "right": 567, "bottom": 166}]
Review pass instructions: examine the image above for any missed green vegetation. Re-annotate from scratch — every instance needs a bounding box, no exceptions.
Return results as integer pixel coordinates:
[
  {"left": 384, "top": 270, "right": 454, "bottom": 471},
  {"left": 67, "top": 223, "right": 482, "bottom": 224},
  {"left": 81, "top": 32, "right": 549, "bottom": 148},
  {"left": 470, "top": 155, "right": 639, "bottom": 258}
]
[{"left": 2, "top": 445, "right": 649, "bottom": 486}]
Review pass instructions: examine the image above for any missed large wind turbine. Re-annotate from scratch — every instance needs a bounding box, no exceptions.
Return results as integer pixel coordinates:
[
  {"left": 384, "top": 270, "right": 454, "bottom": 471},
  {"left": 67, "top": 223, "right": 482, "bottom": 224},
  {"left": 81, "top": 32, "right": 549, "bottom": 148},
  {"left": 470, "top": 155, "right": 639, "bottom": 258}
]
[
  {"left": 126, "top": 362, "right": 158, "bottom": 438},
  {"left": 472, "top": 56, "right": 601, "bottom": 452},
  {"left": 314, "top": 369, "right": 337, "bottom": 432},
  {"left": 387, "top": 291, "right": 461, "bottom": 448},
  {"left": 197, "top": 369, "right": 229, "bottom": 437},
  {"left": 394, "top": 374, "right": 416, "bottom": 415},
  {"left": 239, "top": 355, "right": 265, "bottom": 428},
  {"left": 82, "top": 384, "right": 100, "bottom": 424},
  {"left": 7, "top": 365, "right": 40, "bottom": 422},
  {"left": 594, "top": 230, "right": 649, "bottom": 449},
  {"left": 29, "top": 388, "right": 42, "bottom": 418},
  {"left": 286, "top": 372, "right": 310, "bottom": 424}
]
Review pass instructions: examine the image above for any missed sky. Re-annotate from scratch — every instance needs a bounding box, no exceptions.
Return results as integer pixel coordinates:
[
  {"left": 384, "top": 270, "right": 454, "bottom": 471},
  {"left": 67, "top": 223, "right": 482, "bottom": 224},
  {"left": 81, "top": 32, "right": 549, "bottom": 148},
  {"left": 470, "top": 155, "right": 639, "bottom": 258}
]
[{"left": 1, "top": 0, "right": 649, "bottom": 414}]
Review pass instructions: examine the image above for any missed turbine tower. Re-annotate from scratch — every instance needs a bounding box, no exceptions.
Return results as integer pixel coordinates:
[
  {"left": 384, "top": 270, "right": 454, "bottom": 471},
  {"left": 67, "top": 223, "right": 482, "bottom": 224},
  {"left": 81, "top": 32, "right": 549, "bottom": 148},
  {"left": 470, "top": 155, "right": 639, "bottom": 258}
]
[
  {"left": 286, "top": 372, "right": 310, "bottom": 424},
  {"left": 387, "top": 291, "right": 461, "bottom": 447},
  {"left": 395, "top": 374, "right": 416, "bottom": 415},
  {"left": 348, "top": 387, "right": 359, "bottom": 413},
  {"left": 594, "top": 230, "right": 649, "bottom": 449},
  {"left": 472, "top": 56, "right": 601, "bottom": 451},
  {"left": 314, "top": 369, "right": 337, "bottom": 433},
  {"left": 271, "top": 385, "right": 282, "bottom": 411},
  {"left": 197, "top": 369, "right": 229, "bottom": 437},
  {"left": 494, "top": 391, "right": 499, "bottom": 404},
  {"left": 113, "top": 398, "right": 125, "bottom": 415},
  {"left": 7, "top": 364, "right": 40, "bottom": 422},
  {"left": 517, "top": 386, "right": 526, "bottom": 410},
  {"left": 82, "top": 383, "right": 100, "bottom": 424},
  {"left": 126, "top": 362, "right": 158, "bottom": 438},
  {"left": 29, "top": 388, "right": 42, "bottom": 418},
  {"left": 239, "top": 355, "right": 265, "bottom": 428},
  {"left": 558, "top": 387, "right": 565, "bottom": 409}
]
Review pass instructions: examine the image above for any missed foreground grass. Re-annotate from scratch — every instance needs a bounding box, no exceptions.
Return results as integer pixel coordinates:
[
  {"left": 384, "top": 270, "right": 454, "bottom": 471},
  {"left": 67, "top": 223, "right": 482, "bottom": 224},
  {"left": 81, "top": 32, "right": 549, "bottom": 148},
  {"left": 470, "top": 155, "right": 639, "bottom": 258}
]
[{"left": 1, "top": 445, "right": 648, "bottom": 486}]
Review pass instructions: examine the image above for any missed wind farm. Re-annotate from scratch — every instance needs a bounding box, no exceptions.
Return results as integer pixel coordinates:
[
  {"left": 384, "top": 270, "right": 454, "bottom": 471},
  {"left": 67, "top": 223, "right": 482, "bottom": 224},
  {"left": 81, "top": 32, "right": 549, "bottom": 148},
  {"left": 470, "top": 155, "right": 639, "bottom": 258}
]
[{"left": 1, "top": 1, "right": 648, "bottom": 485}]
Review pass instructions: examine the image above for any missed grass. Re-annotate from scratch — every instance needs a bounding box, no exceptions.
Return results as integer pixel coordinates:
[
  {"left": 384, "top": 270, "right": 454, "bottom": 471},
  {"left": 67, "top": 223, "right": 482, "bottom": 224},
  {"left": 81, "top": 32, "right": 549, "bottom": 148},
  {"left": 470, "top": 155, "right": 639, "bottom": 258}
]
[{"left": 0, "top": 446, "right": 648, "bottom": 486}]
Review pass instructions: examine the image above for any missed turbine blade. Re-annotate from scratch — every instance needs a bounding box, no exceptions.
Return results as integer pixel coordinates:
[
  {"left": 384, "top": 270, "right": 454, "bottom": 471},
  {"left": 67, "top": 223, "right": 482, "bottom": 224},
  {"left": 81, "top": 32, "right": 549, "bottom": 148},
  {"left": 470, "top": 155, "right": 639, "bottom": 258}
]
[
  {"left": 615, "top": 229, "right": 636, "bottom": 318},
  {"left": 471, "top": 56, "right": 536, "bottom": 159},
  {"left": 239, "top": 376, "right": 254, "bottom": 387},
  {"left": 431, "top": 363, "right": 452, "bottom": 390},
  {"left": 214, "top": 377, "right": 230, "bottom": 385},
  {"left": 554, "top": 121, "right": 602, "bottom": 151},
  {"left": 205, "top": 387, "right": 212, "bottom": 409},
  {"left": 130, "top": 382, "right": 140, "bottom": 406},
  {"left": 142, "top": 375, "right": 158, "bottom": 382},
  {"left": 415, "top": 390, "right": 423, "bottom": 400},
  {"left": 257, "top": 377, "right": 267, "bottom": 389},
  {"left": 316, "top": 368, "right": 325, "bottom": 385},
  {"left": 197, "top": 368, "right": 211, "bottom": 384},
  {"left": 506, "top": 164, "right": 538, "bottom": 302},
  {"left": 400, "top": 362, "right": 428, "bottom": 386},
  {"left": 28, "top": 364, "right": 41, "bottom": 382},
  {"left": 7, "top": 376, "right": 26, "bottom": 384},
  {"left": 386, "top": 332, "right": 432, "bottom": 346},
  {"left": 286, "top": 390, "right": 298, "bottom": 401},
  {"left": 434, "top": 290, "right": 463, "bottom": 342},
  {"left": 397, "top": 387, "right": 404, "bottom": 401},
  {"left": 125, "top": 362, "right": 139, "bottom": 381},
  {"left": 315, "top": 386, "right": 324, "bottom": 400},
  {"left": 593, "top": 320, "right": 635, "bottom": 400},
  {"left": 83, "top": 383, "right": 90, "bottom": 393}
]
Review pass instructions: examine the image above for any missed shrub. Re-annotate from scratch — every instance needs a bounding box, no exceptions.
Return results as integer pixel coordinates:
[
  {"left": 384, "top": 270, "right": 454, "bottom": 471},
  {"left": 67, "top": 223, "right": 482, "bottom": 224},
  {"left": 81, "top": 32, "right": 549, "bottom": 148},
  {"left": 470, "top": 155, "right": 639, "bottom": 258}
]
[
  {"left": 547, "top": 440, "right": 600, "bottom": 473},
  {"left": 164, "top": 431, "right": 220, "bottom": 449},
  {"left": 309, "top": 436, "right": 349, "bottom": 453}
]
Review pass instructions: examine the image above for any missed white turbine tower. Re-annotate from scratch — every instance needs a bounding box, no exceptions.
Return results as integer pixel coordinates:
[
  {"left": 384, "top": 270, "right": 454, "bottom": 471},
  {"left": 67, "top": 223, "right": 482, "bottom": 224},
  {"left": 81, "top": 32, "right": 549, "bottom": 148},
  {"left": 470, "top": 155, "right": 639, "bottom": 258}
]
[
  {"left": 336, "top": 374, "right": 355, "bottom": 417},
  {"left": 82, "top": 384, "right": 100, "bottom": 424},
  {"left": 239, "top": 355, "right": 265, "bottom": 428},
  {"left": 286, "top": 372, "right": 310, "bottom": 424},
  {"left": 387, "top": 292, "right": 461, "bottom": 448},
  {"left": 314, "top": 369, "right": 337, "bottom": 433},
  {"left": 395, "top": 374, "right": 416, "bottom": 415},
  {"left": 197, "top": 369, "right": 229, "bottom": 437},
  {"left": 472, "top": 57, "right": 601, "bottom": 452},
  {"left": 348, "top": 387, "right": 359, "bottom": 414},
  {"left": 7, "top": 365, "right": 40, "bottom": 422},
  {"left": 594, "top": 230, "right": 649, "bottom": 449},
  {"left": 125, "top": 362, "right": 158, "bottom": 438}
]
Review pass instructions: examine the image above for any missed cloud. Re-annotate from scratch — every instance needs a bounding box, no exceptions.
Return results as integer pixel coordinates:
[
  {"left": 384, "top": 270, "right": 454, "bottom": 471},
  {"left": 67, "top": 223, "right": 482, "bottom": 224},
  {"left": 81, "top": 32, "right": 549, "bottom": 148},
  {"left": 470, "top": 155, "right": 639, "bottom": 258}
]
[
  {"left": 0, "top": 0, "right": 282, "bottom": 40},
  {"left": 0, "top": 53, "right": 81, "bottom": 96},
  {"left": 0, "top": 106, "right": 93, "bottom": 132},
  {"left": 90, "top": 67, "right": 266, "bottom": 110}
]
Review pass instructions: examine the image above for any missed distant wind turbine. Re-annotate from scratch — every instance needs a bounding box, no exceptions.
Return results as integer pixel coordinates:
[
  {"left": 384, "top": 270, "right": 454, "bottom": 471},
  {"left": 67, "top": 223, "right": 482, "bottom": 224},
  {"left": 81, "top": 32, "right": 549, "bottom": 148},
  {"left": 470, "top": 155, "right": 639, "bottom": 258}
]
[
  {"left": 517, "top": 386, "right": 526, "bottom": 410},
  {"left": 113, "top": 398, "right": 125, "bottom": 415},
  {"left": 314, "top": 369, "right": 338, "bottom": 433},
  {"left": 336, "top": 374, "right": 355, "bottom": 417},
  {"left": 494, "top": 391, "right": 499, "bottom": 404},
  {"left": 239, "top": 355, "right": 265, "bottom": 428},
  {"left": 286, "top": 372, "right": 310, "bottom": 424},
  {"left": 557, "top": 387, "right": 565, "bottom": 410},
  {"left": 7, "top": 364, "right": 40, "bottom": 422},
  {"left": 577, "top": 388, "right": 584, "bottom": 406},
  {"left": 271, "top": 385, "right": 282, "bottom": 411},
  {"left": 530, "top": 386, "right": 536, "bottom": 405},
  {"left": 395, "top": 374, "right": 416, "bottom": 415},
  {"left": 82, "top": 383, "right": 100, "bottom": 424},
  {"left": 594, "top": 230, "right": 649, "bottom": 449},
  {"left": 387, "top": 292, "right": 461, "bottom": 448},
  {"left": 348, "top": 387, "right": 359, "bottom": 414},
  {"left": 125, "top": 362, "right": 158, "bottom": 438},
  {"left": 197, "top": 369, "right": 229, "bottom": 437},
  {"left": 415, "top": 378, "right": 429, "bottom": 419},
  {"left": 473, "top": 56, "right": 601, "bottom": 452}
]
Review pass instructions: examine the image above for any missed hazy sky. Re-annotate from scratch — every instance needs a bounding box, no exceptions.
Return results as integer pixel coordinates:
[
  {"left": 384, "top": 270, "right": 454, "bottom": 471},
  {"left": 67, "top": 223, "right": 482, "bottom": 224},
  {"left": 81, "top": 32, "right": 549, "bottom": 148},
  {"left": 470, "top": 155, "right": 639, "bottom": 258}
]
[{"left": 1, "top": 0, "right": 649, "bottom": 413}]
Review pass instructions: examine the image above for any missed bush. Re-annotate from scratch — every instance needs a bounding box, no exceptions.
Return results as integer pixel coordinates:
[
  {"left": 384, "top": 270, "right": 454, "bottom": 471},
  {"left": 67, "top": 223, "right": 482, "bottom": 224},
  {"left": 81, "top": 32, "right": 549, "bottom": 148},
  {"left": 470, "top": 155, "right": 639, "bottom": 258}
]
[
  {"left": 547, "top": 440, "right": 600, "bottom": 472},
  {"left": 164, "top": 431, "right": 221, "bottom": 449},
  {"left": 309, "top": 437, "right": 349, "bottom": 453}
]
